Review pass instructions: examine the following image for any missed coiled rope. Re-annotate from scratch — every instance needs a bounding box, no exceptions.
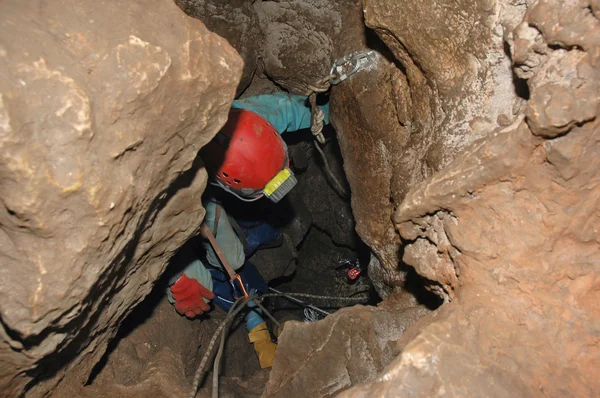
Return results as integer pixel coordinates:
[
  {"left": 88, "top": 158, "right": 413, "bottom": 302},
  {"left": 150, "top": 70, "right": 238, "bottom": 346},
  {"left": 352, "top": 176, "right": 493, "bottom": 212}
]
[{"left": 191, "top": 291, "right": 369, "bottom": 398}]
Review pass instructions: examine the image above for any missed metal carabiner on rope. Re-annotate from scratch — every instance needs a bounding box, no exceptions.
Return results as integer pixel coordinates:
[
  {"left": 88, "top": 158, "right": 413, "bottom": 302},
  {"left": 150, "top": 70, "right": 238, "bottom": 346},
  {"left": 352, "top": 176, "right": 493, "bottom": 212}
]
[
  {"left": 329, "top": 50, "right": 378, "bottom": 85},
  {"left": 200, "top": 222, "right": 250, "bottom": 300},
  {"left": 231, "top": 274, "right": 250, "bottom": 300}
]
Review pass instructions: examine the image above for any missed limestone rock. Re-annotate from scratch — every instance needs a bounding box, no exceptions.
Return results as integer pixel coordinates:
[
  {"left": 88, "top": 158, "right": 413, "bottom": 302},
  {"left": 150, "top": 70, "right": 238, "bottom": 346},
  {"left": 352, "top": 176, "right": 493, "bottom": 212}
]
[
  {"left": 0, "top": 0, "right": 242, "bottom": 395},
  {"left": 348, "top": 120, "right": 600, "bottom": 397},
  {"left": 265, "top": 0, "right": 599, "bottom": 395},
  {"left": 254, "top": 0, "right": 368, "bottom": 94},
  {"left": 253, "top": 0, "right": 531, "bottom": 295},
  {"left": 333, "top": 0, "right": 529, "bottom": 293},
  {"left": 331, "top": 57, "right": 412, "bottom": 296},
  {"left": 175, "top": 0, "right": 263, "bottom": 96},
  {"left": 343, "top": 0, "right": 600, "bottom": 394},
  {"left": 264, "top": 301, "right": 429, "bottom": 398}
]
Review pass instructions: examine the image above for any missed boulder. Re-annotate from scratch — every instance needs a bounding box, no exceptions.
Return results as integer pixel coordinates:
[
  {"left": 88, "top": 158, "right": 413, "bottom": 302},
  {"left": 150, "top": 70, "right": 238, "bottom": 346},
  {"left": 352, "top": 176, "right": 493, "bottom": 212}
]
[
  {"left": 0, "top": 0, "right": 242, "bottom": 395},
  {"left": 175, "top": 0, "right": 263, "bottom": 96},
  {"left": 264, "top": 301, "right": 428, "bottom": 398}
]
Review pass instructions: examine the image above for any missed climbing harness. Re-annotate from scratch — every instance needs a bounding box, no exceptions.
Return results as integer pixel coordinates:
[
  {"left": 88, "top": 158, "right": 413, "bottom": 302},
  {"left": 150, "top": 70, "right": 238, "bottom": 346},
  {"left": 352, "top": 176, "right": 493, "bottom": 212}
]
[{"left": 305, "top": 50, "right": 377, "bottom": 199}]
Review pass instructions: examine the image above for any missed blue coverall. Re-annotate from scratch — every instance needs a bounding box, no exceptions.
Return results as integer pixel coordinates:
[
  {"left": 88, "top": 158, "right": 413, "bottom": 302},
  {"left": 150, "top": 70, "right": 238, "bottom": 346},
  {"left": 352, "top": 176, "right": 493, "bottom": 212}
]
[{"left": 168, "top": 93, "right": 330, "bottom": 331}]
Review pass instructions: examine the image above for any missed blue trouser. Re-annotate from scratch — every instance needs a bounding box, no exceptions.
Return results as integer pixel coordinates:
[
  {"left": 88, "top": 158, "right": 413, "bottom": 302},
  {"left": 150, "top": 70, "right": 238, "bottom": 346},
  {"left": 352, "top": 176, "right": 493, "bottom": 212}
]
[
  {"left": 237, "top": 220, "right": 281, "bottom": 257},
  {"left": 210, "top": 262, "right": 269, "bottom": 331}
]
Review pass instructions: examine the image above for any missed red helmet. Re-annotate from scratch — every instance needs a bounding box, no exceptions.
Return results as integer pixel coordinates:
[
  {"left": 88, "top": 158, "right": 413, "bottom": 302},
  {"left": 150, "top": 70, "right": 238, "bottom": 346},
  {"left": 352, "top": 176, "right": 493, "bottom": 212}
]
[{"left": 201, "top": 108, "right": 297, "bottom": 203}]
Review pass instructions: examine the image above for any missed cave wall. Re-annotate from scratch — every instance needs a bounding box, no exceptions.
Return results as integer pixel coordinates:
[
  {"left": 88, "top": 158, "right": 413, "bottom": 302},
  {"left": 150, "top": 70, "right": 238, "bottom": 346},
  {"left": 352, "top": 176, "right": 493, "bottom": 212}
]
[
  {"left": 272, "top": 0, "right": 599, "bottom": 396},
  {"left": 332, "top": 0, "right": 531, "bottom": 295},
  {"left": 223, "top": 0, "right": 530, "bottom": 297},
  {"left": 1, "top": 0, "right": 597, "bottom": 396},
  {"left": 0, "top": 0, "right": 242, "bottom": 395},
  {"left": 361, "top": 0, "right": 599, "bottom": 394}
]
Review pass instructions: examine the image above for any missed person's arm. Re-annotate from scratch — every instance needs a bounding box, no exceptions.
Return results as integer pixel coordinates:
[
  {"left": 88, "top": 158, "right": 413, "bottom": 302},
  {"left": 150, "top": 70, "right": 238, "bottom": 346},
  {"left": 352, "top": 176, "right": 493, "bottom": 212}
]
[
  {"left": 201, "top": 200, "right": 245, "bottom": 272},
  {"left": 232, "top": 93, "right": 330, "bottom": 134}
]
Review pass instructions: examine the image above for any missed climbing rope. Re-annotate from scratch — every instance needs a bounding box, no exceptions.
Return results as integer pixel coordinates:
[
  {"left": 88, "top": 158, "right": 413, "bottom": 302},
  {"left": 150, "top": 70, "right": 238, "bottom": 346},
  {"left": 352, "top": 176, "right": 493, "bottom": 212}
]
[
  {"left": 303, "top": 50, "right": 378, "bottom": 200},
  {"left": 306, "top": 79, "right": 350, "bottom": 200},
  {"left": 190, "top": 291, "right": 369, "bottom": 398},
  {"left": 212, "top": 299, "right": 239, "bottom": 398},
  {"left": 306, "top": 74, "right": 336, "bottom": 144}
]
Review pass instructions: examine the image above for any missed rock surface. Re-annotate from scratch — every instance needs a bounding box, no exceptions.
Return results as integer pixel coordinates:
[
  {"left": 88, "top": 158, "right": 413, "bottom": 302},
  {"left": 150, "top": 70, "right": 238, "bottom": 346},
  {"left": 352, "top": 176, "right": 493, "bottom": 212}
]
[
  {"left": 334, "top": 0, "right": 531, "bottom": 294},
  {"left": 0, "top": 0, "right": 242, "bottom": 395},
  {"left": 254, "top": 0, "right": 367, "bottom": 94},
  {"left": 175, "top": 0, "right": 263, "bottom": 96},
  {"left": 338, "top": 0, "right": 600, "bottom": 395},
  {"left": 252, "top": 0, "right": 530, "bottom": 296},
  {"left": 264, "top": 300, "right": 429, "bottom": 398},
  {"left": 80, "top": 293, "right": 266, "bottom": 398},
  {"left": 262, "top": 0, "right": 599, "bottom": 396}
]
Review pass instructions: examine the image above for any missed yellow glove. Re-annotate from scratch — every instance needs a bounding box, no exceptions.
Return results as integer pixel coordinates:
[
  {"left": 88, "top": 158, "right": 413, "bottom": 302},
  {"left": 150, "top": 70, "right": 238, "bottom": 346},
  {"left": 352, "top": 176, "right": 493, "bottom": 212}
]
[{"left": 248, "top": 322, "right": 277, "bottom": 369}]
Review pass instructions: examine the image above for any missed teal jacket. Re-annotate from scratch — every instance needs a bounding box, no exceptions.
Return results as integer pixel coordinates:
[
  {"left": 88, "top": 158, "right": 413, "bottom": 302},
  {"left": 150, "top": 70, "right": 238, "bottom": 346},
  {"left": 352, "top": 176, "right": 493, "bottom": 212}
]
[{"left": 233, "top": 93, "right": 330, "bottom": 134}]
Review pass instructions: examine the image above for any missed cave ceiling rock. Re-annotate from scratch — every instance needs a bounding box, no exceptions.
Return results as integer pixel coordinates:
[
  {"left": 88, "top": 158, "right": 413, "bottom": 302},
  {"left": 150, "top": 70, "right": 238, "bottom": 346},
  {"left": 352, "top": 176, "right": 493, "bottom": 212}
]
[
  {"left": 174, "top": 0, "right": 262, "bottom": 96},
  {"left": 0, "top": 0, "right": 242, "bottom": 395}
]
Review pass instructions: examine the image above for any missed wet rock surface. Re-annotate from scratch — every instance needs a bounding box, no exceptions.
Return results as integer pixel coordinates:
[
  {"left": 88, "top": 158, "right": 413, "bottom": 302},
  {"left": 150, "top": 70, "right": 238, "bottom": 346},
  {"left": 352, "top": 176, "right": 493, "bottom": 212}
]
[{"left": 0, "top": 0, "right": 242, "bottom": 395}]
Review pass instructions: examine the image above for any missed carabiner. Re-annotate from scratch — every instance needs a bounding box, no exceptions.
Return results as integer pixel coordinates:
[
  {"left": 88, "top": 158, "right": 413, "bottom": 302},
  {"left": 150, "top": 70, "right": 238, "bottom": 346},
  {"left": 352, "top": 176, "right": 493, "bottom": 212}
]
[
  {"left": 230, "top": 274, "right": 250, "bottom": 300},
  {"left": 329, "top": 50, "right": 377, "bottom": 85}
]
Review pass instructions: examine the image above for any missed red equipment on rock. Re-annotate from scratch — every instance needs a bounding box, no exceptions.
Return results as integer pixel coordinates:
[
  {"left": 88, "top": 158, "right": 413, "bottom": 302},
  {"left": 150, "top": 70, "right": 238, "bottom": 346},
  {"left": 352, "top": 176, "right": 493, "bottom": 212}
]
[{"left": 201, "top": 108, "right": 297, "bottom": 203}]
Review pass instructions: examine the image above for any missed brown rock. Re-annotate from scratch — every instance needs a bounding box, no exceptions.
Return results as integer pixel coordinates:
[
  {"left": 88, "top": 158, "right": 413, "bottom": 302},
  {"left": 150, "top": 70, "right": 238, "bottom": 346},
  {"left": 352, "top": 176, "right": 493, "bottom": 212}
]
[
  {"left": 526, "top": 80, "right": 599, "bottom": 137},
  {"left": 254, "top": 0, "right": 368, "bottom": 94},
  {"left": 331, "top": 57, "right": 412, "bottom": 296},
  {"left": 271, "top": 0, "right": 600, "bottom": 395},
  {"left": 355, "top": 0, "right": 600, "bottom": 393},
  {"left": 355, "top": 117, "right": 600, "bottom": 397},
  {"left": 264, "top": 301, "right": 429, "bottom": 398},
  {"left": 0, "top": 0, "right": 242, "bottom": 395},
  {"left": 174, "top": 0, "right": 263, "bottom": 96},
  {"left": 324, "top": 0, "right": 529, "bottom": 294}
]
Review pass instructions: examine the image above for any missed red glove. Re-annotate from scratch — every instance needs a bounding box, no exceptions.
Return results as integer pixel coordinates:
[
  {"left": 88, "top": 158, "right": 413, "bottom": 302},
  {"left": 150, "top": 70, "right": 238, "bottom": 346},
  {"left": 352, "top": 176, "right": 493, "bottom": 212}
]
[{"left": 170, "top": 274, "right": 215, "bottom": 318}]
